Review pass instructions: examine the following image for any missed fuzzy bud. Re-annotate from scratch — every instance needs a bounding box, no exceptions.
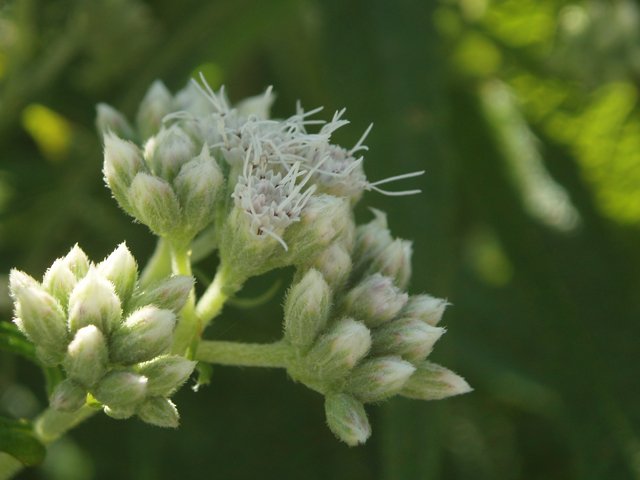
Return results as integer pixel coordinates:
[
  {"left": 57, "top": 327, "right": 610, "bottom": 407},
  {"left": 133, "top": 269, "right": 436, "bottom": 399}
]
[
  {"left": 103, "top": 134, "right": 146, "bottom": 215},
  {"left": 63, "top": 245, "right": 91, "bottom": 279},
  {"left": 129, "top": 275, "right": 193, "bottom": 313},
  {"left": 173, "top": 145, "right": 223, "bottom": 238},
  {"left": 103, "top": 405, "right": 137, "bottom": 420},
  {"left": 369, "top": 239, "right": 412, "bottom": 289},
  {"left": 306, "top": 318, "right": 371, "bottom": 381},
  {"left": 145, "top": 125, "right": 197, "bottom": 182},
  {"left": 128, "top": 172, "right": 182, "bottom": 236},
  {"left": 400, "top": 361, "right": 472, "bottom": 400},
  {"left": 352, "top": 209, "right": 392, "bottom": 270},
  {"left": 324, "top": 393, "right": 371, "bottom": 446},
  {"left": 136, "top": 397, "right": 179, "bottom": 428},
  {"left": 67, "top": 270, "right": 122, "bottom": 335},
  {"left": 343, "top": 274, "right": 408, "bottom": 328},
  {"left": 42, "top": 259, "right": 77, "bottom": 307},
  {"left": 135, "top": 355, "right": 196, "bottom": 397},
  {"left": 96, "top": 103, "right": 135, "bottom": 140},
  {"left": 97, "top": 243, "right": 138, "bottom": 305},
  {"left": 347, "top": 356, "right": 416, "bottom": 403},
  {"left": 284, "top": 269, "right": 332, "bottom": 350},
  {"left": 136, "top": 80, "right": 173, "bottom": 140},
  {"left": 402, "top": 294, "right": 449, "bottom": 326},
  {"left": 63, "top": 325, "right": 108, "bottom": 387},
  {"left": 235, "top": 88, "right": 275, "bottom": 119},
  {"left": 10, "top": 273, "right": 68, "bottom": 365},
  {"left": 50, "top": 379, "right": 86, "bottom": 412},
  {"left": 309, "top": 243, "right": 352, "bottom": 289},
  {"left": 93, "top": 371, "right": 148, "bottom": 409},
  {"left": 110, "top": 306, "right": 176, "bottom": 365},
  {"left": 371, "top": 319, "right": 445, "bottom": 363}
]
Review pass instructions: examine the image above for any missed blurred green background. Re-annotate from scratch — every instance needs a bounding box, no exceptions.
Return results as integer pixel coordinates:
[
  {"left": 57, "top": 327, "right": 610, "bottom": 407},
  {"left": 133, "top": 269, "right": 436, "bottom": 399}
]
[{"left": 1, "top": 0, "right": 640, "bottom": 478}]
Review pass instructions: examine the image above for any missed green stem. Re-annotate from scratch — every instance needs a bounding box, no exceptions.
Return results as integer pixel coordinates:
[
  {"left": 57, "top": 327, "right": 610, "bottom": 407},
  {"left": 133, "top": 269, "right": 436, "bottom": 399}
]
[
  {"left": 195, "top": 264, "right": 243, "bottom": 328},
  {"left": 169, "top": 244, "right": 199, "bottom": 356},
  {"left": 195, "top": 340, "right": 292, "bottom": 368},
  {"left": 0, "top": 406, "right": 97, "bottom": 480},
  {"left": 139, "top": 238, "right": 172, "bottom": 287}
]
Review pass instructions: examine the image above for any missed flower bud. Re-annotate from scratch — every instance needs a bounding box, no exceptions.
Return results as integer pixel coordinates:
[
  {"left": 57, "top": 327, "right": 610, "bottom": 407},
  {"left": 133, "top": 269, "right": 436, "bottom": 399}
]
[
  {"left": 93, "top": 371, "right": 147, "bottom": 409},
  {"left": 402, "top": 294, "right": 449, "bottom": 326},
  {"left": 135, "top": 355, "right": 196, "bottom": 397},
  {"left": 145, "top": 125, "right": 197, "bottom": 182},
  {"left": 284, "top": 269, "right": 331, "bottom": 350},
  {"left": 103, "top": 404, "right": 136, "bottom": 420},
  {"left": 173, "top": 146, "right": 223, "bottom": 238},
  {"left": 136, "top": 397, "right": 179, "bottom": 428},
  {"left": 400, "top": 361, "right": 472, "bottom": 400},
  {"left": 369, "top": 239, "right": 412, "bottom": 289},
  {"left": 50, "top": 379, "right": 86, "bottom": 412},
  {"left": 306, "top": 318, "right": 371, "bottom": 381},
  {"left": 110, "top": 306, "right": 176, "bottom": 365},
  {"left": 347, "top": 356, "right": 415, "bottom": 403},
  {"left": 97, "top": 243, "right": 138, "bottom": 305},
  {"left": 96, "top": 103, "right": 135, "bottom": 140},
  {"left": 136, "top": 80, "right": 173, "bottom": 140},
  {"left": 42, "top": 259, "right": 77, "bottom": 306},
  {"left": 324, "top": 393, "right": 371, "bottom": 446},
  {"left": 309, "top": 243, "right": 352, "bottom": 289},
  {"left": 129, "top": 275, "right": 193, "bottom": 313},
  {"left": 352, "top": 209, "right": 392, "bottom": 270},
  {"left": 67, "top": 270, "right": 122, "bottom": 335},
  {"left": 10, "top": 276, "right": 68, "bottom": 365},
  {"left": 63, "top": 325, "right": 108, "bottom": 387},
  {"left": 235, "top": 88, "right": 275, "bottom": 119},
  {"left": 128, "top": 172, "right": 182, "bottom": 236},
  {"left": 63, "top": 245, "right": 91, "bottom": 279},
  {"left": 343, "top": 274, "right": 408, "bottom": 328},
  {"left": 371, "top": 319, "right": 445, "bottom": 363},
  {"left": 103, "top": 134, "right": 146, "bottom": 215}
]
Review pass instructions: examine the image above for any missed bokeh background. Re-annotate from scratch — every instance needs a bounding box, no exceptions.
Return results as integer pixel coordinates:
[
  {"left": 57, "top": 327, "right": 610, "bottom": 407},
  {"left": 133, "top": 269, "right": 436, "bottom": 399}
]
[{"left": 1, "top": 0, "right": 640, "bottom": 478}]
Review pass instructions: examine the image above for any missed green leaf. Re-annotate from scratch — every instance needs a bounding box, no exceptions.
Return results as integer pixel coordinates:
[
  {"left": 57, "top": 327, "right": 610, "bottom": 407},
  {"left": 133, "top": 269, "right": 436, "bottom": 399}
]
[
  {"left": 0, "top": 417, "right": 46, "bottom": 467},
  {"left": 0, "top": 321, "right": 36, "bottom": 362}
]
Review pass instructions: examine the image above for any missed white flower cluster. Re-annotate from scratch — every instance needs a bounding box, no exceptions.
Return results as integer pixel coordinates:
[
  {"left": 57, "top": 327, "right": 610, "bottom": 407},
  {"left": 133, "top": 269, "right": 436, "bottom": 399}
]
[{"left": 9, "top": 244, "right": 196, "bottom": 428}]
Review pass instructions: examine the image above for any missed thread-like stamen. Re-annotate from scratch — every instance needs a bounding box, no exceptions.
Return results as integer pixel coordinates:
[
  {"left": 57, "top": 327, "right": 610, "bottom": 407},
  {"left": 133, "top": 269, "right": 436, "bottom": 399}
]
[
  {"left": 349, "top": 123, "right": 374, "bottom": 155},
  {"left": 368, "top": 170, "right": 425, "bottom": 187},
  {"left": 367, "top": 185, "right": 422, "bottom": 196},
  {"left": 261, "top": 227, "right": 289, "bottom": 251}
]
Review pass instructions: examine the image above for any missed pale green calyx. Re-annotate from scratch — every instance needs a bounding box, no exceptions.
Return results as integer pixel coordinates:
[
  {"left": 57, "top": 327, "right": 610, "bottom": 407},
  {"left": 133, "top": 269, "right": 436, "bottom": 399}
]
[
  {"left": 8, "top": 243, "right": 196, "bottom": 427},
  {"left": 343, "top": 274, "right": 408, "bottom": 327},
  {"left": 324, "top": 393, "right": 371, "bottom": 447}
]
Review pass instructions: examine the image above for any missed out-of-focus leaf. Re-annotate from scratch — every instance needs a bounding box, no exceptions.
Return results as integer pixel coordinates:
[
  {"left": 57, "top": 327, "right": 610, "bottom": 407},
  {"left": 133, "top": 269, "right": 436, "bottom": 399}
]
[
  {"left": 0, "top": 321, "right": 36, "bottom": 361},
  {"left": 0, "top": 416, "right": 46, "bottom": 467}
]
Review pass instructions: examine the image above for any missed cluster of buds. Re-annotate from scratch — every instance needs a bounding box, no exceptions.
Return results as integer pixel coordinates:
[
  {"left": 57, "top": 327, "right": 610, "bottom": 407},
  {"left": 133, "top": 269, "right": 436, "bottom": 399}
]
[
  {"left": 283, "top": 212, "right": 470, "bottom": 446},
  {"left": 9, "top": 244, "right": 196, "bottom": 427}
]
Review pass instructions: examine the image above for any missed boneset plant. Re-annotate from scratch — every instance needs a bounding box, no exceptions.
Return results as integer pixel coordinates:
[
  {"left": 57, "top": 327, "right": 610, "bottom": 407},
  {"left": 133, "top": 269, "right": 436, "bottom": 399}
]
[{"left": 1, "top": 75, "right": 471, "bottom": 475}]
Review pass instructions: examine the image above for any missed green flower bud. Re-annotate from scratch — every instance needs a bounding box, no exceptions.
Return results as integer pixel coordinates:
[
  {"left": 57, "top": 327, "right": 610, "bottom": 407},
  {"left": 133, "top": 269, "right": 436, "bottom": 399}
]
[
  {"left": 110, "top": 306, "right": 176, "bottom": 365},
  {"left": 103, "top": 134, "right": 146, "bottom": 215},
  {"left": 50, "top": 379, "right": 87, "bottom": 412},
  {"left": 347, "top": 356, "right": 415, "bottom": 403},
  {"left": 9, "top": 274, "right": 68, "bottom": 365},
  {"left": 145, "top": 125, "right": 197, "bottom": 182},
  {"left": 235, "top": 87, "right": 275, "bottom": 119},
  {"left": 135, "top": 355, "right": 196, "bottom": 397},
  {"left": 402, "top": 294, "right": 449, "bottom": 326},
  {"left": 309, "top": 243, "right": 352, "bottom": 289},
  {"left": 324, "top": 393, "right": 371, "bottom": 447},
  {"left": 96, "top": 103, "right": 135, "bottom": 140},
  {"left": 67, "top": 270, "right": 122, "bottom": 335},
  {"left": 42, "top": 258, "right": 77, "bottom": 307},
  {"left": 104, "top": 404, "right": 136, "bottom": 420},
  {"left": 137, "top": 397, "right": 179, "bottom": 428},
  {"left": 371, "top": 319, "right": 445, "bottom": 363},
  {"left": 305, "top": 318, "right": 371, "bottom": 381},
  {"left": 97, "top": 243, "right": 138, "bottom": 305},
  {"left": 129, "top": 275, "right": 193, "bottom": 313},
  {"left": 343, "top": 274, "right": 408, "bottom": 328},
  {"left": 63, "top": 244, "right": 91, "bottom": 279},
  {"left": 284, "top": 269, "right": 332, "bottom": 351},
  {"left": 128, "top": 172, "right": 182, "bottom": 236},
  {"left": 173, "top": 145, "right": 223, "bottom": 238},
  {"left": 368, "top": 239, "right": 412, "bottom": 289},
  {"left": 352, "top": 209, "right": 392, "bottom": 270},
  {"left": 93, "top": 371, "right": 148, "bottom": 409},
  {"left": 63, "top": 325, "right": 108, "bottom": 387},
  {"left": 400, "top": 361, "right": 472, "bottom": 400},
  {"left": 136, "top": 80, "right": 173, "bottom": 140}
]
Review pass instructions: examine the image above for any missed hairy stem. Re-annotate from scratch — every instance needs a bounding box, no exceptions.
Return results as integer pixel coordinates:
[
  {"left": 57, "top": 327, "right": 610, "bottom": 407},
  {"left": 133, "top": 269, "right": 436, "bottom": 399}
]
[
  {"left": 195, "top": 340, "right": 293, "bottom": 368},
  {"left": 139, "top": 238, "right": 172, "bottom": 287},
  {"left": 195, "top": 264, "right": 242, "bottom": 328},
  {"left": 170, "top": 245, "right": 199, "bottom": 357}
]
